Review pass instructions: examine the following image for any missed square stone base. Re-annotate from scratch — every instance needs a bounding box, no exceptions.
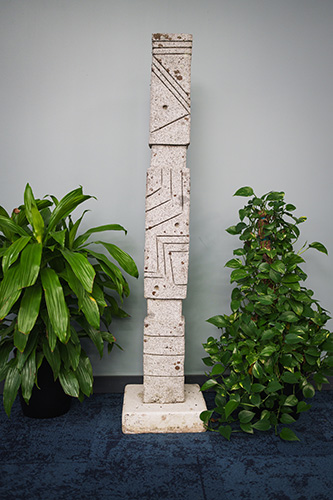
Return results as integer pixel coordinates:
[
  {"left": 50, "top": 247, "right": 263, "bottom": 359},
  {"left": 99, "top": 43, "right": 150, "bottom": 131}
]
[{"left": 122, "top": 384, "right": 207, "bottom": 434}]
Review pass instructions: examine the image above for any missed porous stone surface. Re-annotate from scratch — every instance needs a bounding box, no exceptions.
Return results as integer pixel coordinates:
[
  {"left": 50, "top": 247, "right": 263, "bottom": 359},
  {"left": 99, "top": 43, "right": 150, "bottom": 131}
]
[
  {"left": 143, "top": 335, "right": 185, "bottom": 355},
  {"left": 142, "top": 34, "right": 193, "bottom": 405},
  {"left": 149, "top": 34, "right": 192, "bottom": 146},
  {"left": 122, "top": 384, "right": 206, "bottom": 434},
  {"left": 122, "top": 34, "right": 207, "bottom": 431},
  {"left": 143, "top": 376, "right": 185, "bottom": 404},
  {"left": 144, "top": 354, "right": 185, "bottom": 377}
]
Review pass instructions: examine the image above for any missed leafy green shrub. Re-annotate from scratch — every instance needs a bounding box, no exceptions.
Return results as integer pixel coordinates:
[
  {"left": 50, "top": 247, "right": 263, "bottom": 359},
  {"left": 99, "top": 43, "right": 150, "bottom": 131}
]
[
  {"left": 0, "top": 184, "right": 138, "bottom": 416},
  {"left": 200, "top": 187, "right": 333, "bottom": 441}
]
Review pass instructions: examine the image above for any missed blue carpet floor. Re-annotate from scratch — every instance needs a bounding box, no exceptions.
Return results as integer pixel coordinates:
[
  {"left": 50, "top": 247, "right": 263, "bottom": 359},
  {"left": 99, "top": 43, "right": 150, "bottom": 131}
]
[{"left": 0, "top": 391, "right": 332, "bottom": 500}]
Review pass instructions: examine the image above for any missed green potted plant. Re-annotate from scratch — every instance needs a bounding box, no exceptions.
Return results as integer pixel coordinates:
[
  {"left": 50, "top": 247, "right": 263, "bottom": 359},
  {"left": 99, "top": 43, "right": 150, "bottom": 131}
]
[
  {"left": 0, "top": 184, "right": 138, "bottom": 417},
  {"left": 200, "top": 187, "right": 333, "bottom": 441}
]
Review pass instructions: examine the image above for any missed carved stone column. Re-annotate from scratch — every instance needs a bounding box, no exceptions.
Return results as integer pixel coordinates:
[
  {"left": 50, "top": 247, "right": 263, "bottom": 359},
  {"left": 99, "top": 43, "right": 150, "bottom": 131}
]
[{"left": 122, "top": 34, "right": 206, "bottom": 433}]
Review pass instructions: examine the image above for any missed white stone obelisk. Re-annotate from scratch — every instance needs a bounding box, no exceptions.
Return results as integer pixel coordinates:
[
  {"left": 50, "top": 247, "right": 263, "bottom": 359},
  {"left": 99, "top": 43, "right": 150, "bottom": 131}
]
[{"left": 122, "top": 34, "right": 206, "bottom": 433}]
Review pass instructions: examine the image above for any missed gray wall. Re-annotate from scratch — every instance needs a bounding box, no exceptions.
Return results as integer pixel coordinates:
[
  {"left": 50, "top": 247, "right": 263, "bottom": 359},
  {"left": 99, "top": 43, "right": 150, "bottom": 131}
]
[{"left": 1, "top": 0, "right": 332, "bottom": 376}]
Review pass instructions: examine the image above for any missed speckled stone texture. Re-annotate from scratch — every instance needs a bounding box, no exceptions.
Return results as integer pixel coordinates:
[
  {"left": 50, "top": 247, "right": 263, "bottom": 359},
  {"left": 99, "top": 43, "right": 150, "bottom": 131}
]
[
  {"left": 1, "top": 392, "right": 332, "bottom": 500},
  {"left": 143, "top": 34, "right": 193, "bottom": 405},
  {"left": 122, "top": 34, "right": 206, "bottom": 432},
  {"left": 122, "top": 384, "right": 206, "bottom": 433}
]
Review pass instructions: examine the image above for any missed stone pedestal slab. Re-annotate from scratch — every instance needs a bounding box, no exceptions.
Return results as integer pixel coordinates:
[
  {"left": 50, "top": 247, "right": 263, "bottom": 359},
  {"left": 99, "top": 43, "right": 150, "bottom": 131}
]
[{"left": 122, "top": 384, "right": 206, "bottom": 433}]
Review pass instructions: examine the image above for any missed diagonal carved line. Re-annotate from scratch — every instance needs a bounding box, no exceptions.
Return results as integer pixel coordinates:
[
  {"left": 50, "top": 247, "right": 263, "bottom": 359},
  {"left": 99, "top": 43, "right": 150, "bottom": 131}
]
[
  {"left": 146, "top": 211, "right": 184, "bottom": 230},
  {"left": 146, "top": 198, "right": 171, "bottom": 213},
  {"left": 146, "top": 186, "right": 162, "bottom": 198},
  {"left": 152, "top": 61, "right": 190, "bottom": 109},
  {"left": 146, "top": 168, "right": 163, "bottom": 198},
  {"left": 153, "top": 57, "right": 190, "bottom": 104},
  {"left": 152, "top": 63, "right": 190, "bottom": 111},
  {"left": 152, "top": 67, "right": 190, "bottom": 114},
  {"left": 151, "top": 113, "right": 190, "bottom": 134}
]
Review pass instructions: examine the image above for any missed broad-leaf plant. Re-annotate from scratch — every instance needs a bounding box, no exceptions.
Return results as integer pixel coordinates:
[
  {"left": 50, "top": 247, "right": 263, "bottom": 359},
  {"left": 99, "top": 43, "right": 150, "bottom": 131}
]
[
  {"left": 0, "top": 184, "right": 138, "bottom": 416},
  {"left": 200, "top": 187, "right": 333, "bottom": 441}
]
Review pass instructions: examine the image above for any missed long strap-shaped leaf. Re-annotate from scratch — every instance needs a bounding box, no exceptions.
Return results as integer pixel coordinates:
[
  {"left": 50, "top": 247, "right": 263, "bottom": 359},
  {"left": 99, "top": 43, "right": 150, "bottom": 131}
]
[
  {"left": 24, "top": 184, "right": 45, "bottom": 243},
  {"left": 73, "top": 224, "right": 127, "bottom": 249},
  {"left": 64, "top": 264, "right": 100, "bottom": 329},
  {"left": 2, "top": 235, "right": 31, "bottom": 274},
  {"left": 0, "top": 243, "right": 41, "bottom": 315},
  {"left": 46, "top": 187, "right": 94, "bottom": 236},
  {"left": 18, "top": 242, "right": 42, "bottom": 289},
  {"left": 93, "top": 241, "right": 138, "bottom": 278},
  {"left": 41, "top": 267, "right": 69, "bottom": 343},
  {"left": 3, "top": 363, "right": 21, "bottom": 417},
  {"left": 17, "top": 284, "right": 42, "bottom": 334},
  {"left": 60, "top": 248, "right": 95, "bottom": 293},
  {"left": 0, "top": 215, "right": 29, "bottom": 239}
]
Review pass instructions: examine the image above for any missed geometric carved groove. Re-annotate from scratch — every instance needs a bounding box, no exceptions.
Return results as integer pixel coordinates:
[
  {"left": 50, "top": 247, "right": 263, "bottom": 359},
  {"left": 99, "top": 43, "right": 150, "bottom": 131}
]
[
  {"left": 143, "top": 34, "right": 192, "bottom": 403},
  {"left": 144, "top": 166, "right": 190, "bottom": 300},
  {"left": 149, "top": 34, "right": 192, "bottom": 146}
]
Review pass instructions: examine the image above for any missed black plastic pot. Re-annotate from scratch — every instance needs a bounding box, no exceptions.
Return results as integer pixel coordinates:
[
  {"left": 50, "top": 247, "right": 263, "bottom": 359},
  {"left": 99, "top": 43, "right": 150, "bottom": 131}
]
[{"left": 20, "top": 360, "right": 71, "bottom": 419}]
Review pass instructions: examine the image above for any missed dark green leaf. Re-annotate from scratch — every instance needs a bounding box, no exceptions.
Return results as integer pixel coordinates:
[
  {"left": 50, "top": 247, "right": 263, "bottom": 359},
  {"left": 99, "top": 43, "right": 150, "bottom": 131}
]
[
  {"left": 280, "top": 413, "right": 296, "bottom": 424},
  {"left": 3, "top": 364, "right": 21, "bottom": 417},
  {"left": 231, "top": 299, "right": 240, "bottom": 312},
  {"left": 225, "top": 399, "right": 239, "bottom": 418},
  {"left": 14, "top": 326, "right": 29, "bottom": 353},
  {"left": 252, "top": 383, "right": 266, "bottom": 393},
  {"left": 93, "top": 242, "right": 138, "bottom": 278},
  {"left": 238, "top": 410, "right": 255, "bottom": 423},
  {"left": 201, "top": 379, "right": 218, "bottom": 391},
  {"left": 200, "top": 409, "right": 214, "bottom": 423},
  {"left": 218, "top": 425, "right": 232, "bottom": 440},
  {"left": 59, "top": 368, "right": 79, "bottom": 397},
  {"left": 60, "top": 248, "right": 95, "bottom": 293},
  {"left": 17, "top": 284, "right": 42, "bottom": 334},
  {"left": 24, "top": 183, "right": 44, "bottom": 243},
  {"left": 297, "top": 401, "right": 312, "bottom": 413},
  {"left": 0, "top": 215, "right": 28, "bottom": 238},
  {"left": 64, "top": 265, "right": 100, "bottom": 329},
  {"left": 206, "top": 315, "right": 229, "bottom": 328},
  {"left": 75, "top": 354, "right": 93, "bottom": 397},
  {"left": 73, "top": 224, "right": 127, "bottom": 249},
  {"left": 46, "top": 187, "right": 93, "bottom": 235},
  {"left": 266, "top": 380, "right": 283, "bottom": 393},
  {"left": 285, "top": 333, "right": 304, "bottom": 344},
  {"left": 233, "top": 187, "right": 254, "bottom": 197},
  {"left": 270, "top": 261, "right": 286, "bottom": 274},
  {"left": 279, "top": 311, "right": 299, "bottom": 323},
  {"left": 281, "top": 372, "right": 300, "bottom": 384},
  {"left": 252, "top": 361, "right": 263, "bottom": 379},
  {"left": 260, "top": 345, "right": 276, "bottom": 357},
  {"left": 21, "top": 351, "right": 36, "bottom": 403},
  {"left": 308, "top": 242, "right": 328, "bottom": 255},
  {"left": 240, "top": 422, "right": 254, "bottom": 434},
  {"left": 42, "top": 339, "right": 61, "bottom": 379},
  {"left": 50, "top": 229, "right": 67, "bottom": 248},
  {"left": 68, "top": 210, "right": 89, "bottom": 249},
  {"left": 266, "top": 191, "right": 285, "bottom": 201},
  {"left": 2, "top": 236, "right": 31, "bottom": 274},
  {"left": 211, "top": 364, "right": 225, "bottom": 376},
  {"left": 279, "top": 427, "right": 300, "bottom": 441},
  {"left": 225, "top": 258, "right": 243, "bottom": 269},
  {"left": 230, "top": 269, "right": 248, "bottom": 283},
  {"left": 16, "top": 243, "right": 42, "bottom": 290},
  {"left": 41, "top": 267, "right": 69, "bottom": 343},
  {"left": 302, "top": 384, "right": 315, "bottom": 398},
  {"left": 252, "top": 420, "right": 271, "bottom": 431},
  {"left": 284, "top": 395, "right": 298, "bottom": 407}
]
